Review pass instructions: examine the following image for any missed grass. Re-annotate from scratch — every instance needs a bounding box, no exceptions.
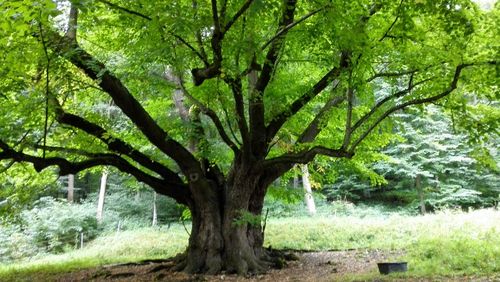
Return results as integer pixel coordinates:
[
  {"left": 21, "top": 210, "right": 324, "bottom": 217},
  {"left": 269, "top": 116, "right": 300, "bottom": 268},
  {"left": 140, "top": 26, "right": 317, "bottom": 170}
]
[
  {"left": 0, "top": 224, "right": 189, "bottom": 281},
  {"left": 1, "top": 208, "right": 499, "bottom": 281}
]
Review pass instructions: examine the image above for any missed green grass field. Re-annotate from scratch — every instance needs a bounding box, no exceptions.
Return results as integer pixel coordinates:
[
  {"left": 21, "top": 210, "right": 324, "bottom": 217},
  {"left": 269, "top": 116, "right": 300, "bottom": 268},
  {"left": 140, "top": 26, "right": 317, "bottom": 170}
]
[{"left": 1, "top": 208, "right": 499, "bottom": 281}]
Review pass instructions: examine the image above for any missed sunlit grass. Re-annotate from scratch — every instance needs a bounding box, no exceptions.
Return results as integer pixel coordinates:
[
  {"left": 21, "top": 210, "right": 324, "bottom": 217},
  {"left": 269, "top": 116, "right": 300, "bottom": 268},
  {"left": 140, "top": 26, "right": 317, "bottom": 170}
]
[
  {"left": 1, "top": 208, "right": 499, "bottom": 280},
  {"left": 265, "top": 208, "right": 500, "bottom": 251},
  {"left": 0, "top": 224, "right": 189, "bottom": 281}
]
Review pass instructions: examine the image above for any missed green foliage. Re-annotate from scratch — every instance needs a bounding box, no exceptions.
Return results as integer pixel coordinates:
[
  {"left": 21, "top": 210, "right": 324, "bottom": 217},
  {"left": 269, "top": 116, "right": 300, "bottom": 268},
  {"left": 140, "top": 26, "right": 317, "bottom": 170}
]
[
  {"left": 323, "top": 106, "right": 499, "bottom": 210},
  {"left": 265, "top": 185, "right": 304, "bottom": 205},
  {"left": 0, "top": 197, "right": 99, "bottom": 262},
  {"left": 0, "top": 164, "right": 59, "bottom": 219},
  {"left": 233, "top": 210, "right": 262, "bottom": 227},
  {"left": 0, "top": 179, "right": 183, "bottom": 263},
  {"left": 0, "top": 225, "right": 189, "bottom": 281}
]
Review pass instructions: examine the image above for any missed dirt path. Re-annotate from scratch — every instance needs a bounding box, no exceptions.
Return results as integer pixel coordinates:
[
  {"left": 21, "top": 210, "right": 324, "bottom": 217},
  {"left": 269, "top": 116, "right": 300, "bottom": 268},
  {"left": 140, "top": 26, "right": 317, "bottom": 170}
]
[{"left": 55, "top": 249, "right": 404, "bottom": 281}]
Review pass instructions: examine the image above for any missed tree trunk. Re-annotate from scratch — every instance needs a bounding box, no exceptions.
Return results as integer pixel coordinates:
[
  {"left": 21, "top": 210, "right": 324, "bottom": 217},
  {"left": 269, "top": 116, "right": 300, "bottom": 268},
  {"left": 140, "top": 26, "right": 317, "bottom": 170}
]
[
  {"left": 67, "top": 174, "right": 75, "bottom": 203},
  {"left": 178, "top": 163, "right": 278, "bottom": 275},
  {"left": 301, "top": 164, "right": 316, "bottom": 216},
  {"left": 416, "top": 174, "right": 426, "bottom": 215},
  {"left": 96, "top": 171, "right": 108, "bottom": 222},
  {"left": 152, "top": 192, "right": 158, "bottom": 226}
]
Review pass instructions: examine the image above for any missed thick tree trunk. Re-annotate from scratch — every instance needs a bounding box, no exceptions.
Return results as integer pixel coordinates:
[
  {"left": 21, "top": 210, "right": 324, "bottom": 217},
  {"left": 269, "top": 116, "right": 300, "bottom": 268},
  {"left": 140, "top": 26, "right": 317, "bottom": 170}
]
[{"left": 178, "top": 164, "right": 274, "bottom": 275}]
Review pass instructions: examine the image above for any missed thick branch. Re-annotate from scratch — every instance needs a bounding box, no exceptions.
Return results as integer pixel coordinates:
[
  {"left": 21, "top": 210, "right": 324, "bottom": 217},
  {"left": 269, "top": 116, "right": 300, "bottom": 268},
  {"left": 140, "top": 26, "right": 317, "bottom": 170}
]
[
  {"left": 0, "top": 140, "right": 190, "bottom": 204},
  {"left": 52, "top": 105, "right": 183, "bottom": 184},
  {"left": 211, "top": 0, "right": 221, "bottom": 34},
  {"left": 65, "top": 4, "right": 78, "bottom": 41},
  {"left": 44, "top": 30, "right": 200, "bottom": 175},
  {"left": 248, "top": 0, "right": 297, "bottom": 157}
]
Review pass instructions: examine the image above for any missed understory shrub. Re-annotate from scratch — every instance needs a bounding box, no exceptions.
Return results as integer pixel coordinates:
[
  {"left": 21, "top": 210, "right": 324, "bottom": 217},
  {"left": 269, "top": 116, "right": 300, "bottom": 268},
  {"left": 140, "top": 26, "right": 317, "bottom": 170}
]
[{"left": 0, "top": 197, "right": 99, "bottom": 262}]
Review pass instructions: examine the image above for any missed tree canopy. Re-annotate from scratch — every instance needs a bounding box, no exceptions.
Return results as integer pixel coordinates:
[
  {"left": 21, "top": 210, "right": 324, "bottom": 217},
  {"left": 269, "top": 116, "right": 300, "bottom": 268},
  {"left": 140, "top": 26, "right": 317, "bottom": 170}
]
[{"left": 0, "top": 0, "right": 498, "bottom": 274}]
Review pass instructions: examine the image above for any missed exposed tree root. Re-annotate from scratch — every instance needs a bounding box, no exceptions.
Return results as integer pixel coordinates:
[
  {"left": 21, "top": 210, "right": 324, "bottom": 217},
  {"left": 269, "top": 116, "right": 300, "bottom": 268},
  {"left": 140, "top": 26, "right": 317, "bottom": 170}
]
[{"left": 164, "top": 246, "right": 300, "bottom": 275}]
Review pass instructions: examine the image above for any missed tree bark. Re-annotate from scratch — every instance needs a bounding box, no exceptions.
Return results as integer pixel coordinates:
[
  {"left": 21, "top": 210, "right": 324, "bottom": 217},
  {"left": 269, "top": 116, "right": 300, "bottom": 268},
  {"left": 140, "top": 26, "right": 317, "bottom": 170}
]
[
  {"left": 416, "top": 174, "right": 426, "bottom": 215},
  {"left": 67, "top": 174, "right": 75, "bottom": 203},
  {"left": 96, "top": 171, "right": 108, "bottom": 222},
  {"left": 152, "top": 192, "right": 158, "bottom": 226},
  {"left": 177, "top": 162, "right": 279, "bottom": 275},
  {"left": 301, "top": 164, "right": 316, "bottom": 216}
]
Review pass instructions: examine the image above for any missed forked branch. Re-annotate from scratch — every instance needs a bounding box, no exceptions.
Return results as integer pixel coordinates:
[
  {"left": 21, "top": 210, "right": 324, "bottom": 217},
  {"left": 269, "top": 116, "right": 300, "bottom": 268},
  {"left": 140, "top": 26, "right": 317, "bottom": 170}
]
[
  {"left": 263, "top": 146, "right": 353, "bottom": 167},
  {"left": 43, "top": 29, "right": 200, "bottom": 174},
  {"left": 349, "top": 61, "right": 496, "bottom": 151},
  {"left": 0, "top": 140, "right": 190, "bottom": 204}
]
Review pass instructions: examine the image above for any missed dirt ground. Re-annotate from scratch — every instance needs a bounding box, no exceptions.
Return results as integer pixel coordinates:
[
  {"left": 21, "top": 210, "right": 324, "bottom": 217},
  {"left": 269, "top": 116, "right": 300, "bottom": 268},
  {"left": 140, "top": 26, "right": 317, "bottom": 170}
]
[{"left": 54, "top": 250, "right": 407, "bottom": 282}]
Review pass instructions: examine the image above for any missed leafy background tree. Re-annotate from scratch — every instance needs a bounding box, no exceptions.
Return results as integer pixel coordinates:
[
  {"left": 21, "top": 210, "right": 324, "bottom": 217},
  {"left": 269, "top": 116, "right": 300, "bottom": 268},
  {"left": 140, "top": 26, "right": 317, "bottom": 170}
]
[{"left": 323, "top": 105, "right": 499, "bottom": 211}]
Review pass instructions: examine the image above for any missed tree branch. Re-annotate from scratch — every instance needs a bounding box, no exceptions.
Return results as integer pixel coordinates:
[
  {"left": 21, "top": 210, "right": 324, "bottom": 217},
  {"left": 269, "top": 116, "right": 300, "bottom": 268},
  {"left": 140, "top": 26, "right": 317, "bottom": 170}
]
[
  {"left": 170, "top": 32, "right": 210, "bottom": 66},
  {"left": 211, "top": 0, "right": 221, "bottom": 34},
  {"left": 0, "top": 140, "right": 190, "bottom": 204},
  {"left": 349, "top": 62, "right": 496, "bottom": 151},
  {"left": 378, "top": 0, "right": 403, "bottom": 42},
  {"left": 96, "top": 0, "right": 151, "bottom": 20},
  {"left": 342, "top": 83, "right": 354, "bottom": 149},
  {"left": 248, "top": 0, "right": 297, "bottom": 157},
  {"left": 350, "top": 76, "right": 435, "bottom": 134},
  {"left": 263, "top": 146, "right": 353, "bottom": 168},
  {"left": 177, "top": 81, "right": 239, "bottom": 153},
  {"left": 225, "top": 77, "right": 250, "bottom": 147},
  {"left": 266, "top": 52, "right": 350, "bottom": 143},
  {"left": 261, "top": 5, "right": 327, "bottom": 50},
  {"left": 50, "top": 100, "right": 183, "bottom": 184},
  {"left": 192, "top": 0, "right": 209, "bottom": 64},
  {"left": 366, "top": 62, "right": 442, "bottom": 83},
  {"left": 366, "top": 68, "right": 418, "bottom": 82},
  {"left": 223, "top": 0, "right": 254, "bottom": 34},
  {"left": 97, "top": 0, "right": 208, "bottom": 66},
  {"left": 65, "top": 3, "right": 78, "bottom": 41},
  {"left": 297, "top": 85, "right": 344, "bottom": 143},
  {"left": 44, "top": 30, "right": 201, "bottom": 175}
]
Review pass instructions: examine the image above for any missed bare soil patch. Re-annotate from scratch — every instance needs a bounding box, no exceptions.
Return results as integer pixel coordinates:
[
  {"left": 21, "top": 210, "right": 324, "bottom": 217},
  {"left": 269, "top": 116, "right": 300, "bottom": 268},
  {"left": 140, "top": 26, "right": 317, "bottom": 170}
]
[{"left": 54, "top": 249, "right": 404, "bottom": 281}]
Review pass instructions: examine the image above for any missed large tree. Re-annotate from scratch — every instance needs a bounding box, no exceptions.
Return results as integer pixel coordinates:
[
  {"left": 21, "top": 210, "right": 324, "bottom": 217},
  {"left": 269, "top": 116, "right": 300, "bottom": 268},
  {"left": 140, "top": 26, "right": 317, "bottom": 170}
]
[{"left": 0, "top": 0, "right": 497, "bottom": 274}]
